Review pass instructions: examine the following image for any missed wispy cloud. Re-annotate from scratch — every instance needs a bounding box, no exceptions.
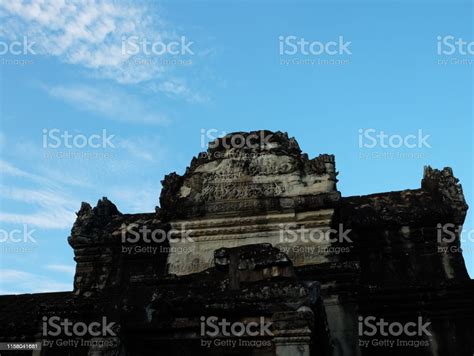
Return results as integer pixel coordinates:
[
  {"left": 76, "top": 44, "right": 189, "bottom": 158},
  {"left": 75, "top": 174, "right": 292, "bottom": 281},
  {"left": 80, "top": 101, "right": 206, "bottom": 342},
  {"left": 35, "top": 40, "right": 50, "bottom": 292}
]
[
  {"left": 0, "top": 0, "right": 215, "bottom": 119},
  {"left": 0, "top": 0, "right": 167, "bottom": 83},
  {"left": 0, "top": 132, "right": 169, "bottom": 227},
  {"left": 43, "top": 84, "right": 169, "bottom": 125},
  {"left": 117, "top": 135, "right": 167, "bottom": 162},
  {"left": 150, "top": 79, "right": 209, "bottom": 104},
  {"left": 0, "top": 186, "right": 72, "bottom": 207},
  {"left": 0, "top": 269, "right": 72, "bottom": 294},
  {"left": 0, "top": 162, "right": 78, "bottom": 229},
  {"left": 0, "top": 0, "right": 210, "bottom": 93},
  {"left": 0, "top": 211, "right": 75, "bottom": 229},
  {"left": 108, "top": 185, "right": 159, "bottom": 213},
  {"left": 45, "top": 264, "right": 76, "bottom": 275},
  {"left": 0, "top": 159, "right": 51, "bottom": 186}
]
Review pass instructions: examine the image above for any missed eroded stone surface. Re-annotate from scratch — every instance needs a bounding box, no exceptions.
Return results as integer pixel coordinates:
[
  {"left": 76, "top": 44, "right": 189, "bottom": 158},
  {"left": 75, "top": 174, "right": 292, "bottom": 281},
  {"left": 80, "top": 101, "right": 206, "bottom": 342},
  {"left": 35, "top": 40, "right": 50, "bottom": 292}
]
[
  {"left": 162, "top": 131, "right": 341, "bottom": 275},
  {"left": 160, "top": 130, "right": 339, "bottom": 219}
]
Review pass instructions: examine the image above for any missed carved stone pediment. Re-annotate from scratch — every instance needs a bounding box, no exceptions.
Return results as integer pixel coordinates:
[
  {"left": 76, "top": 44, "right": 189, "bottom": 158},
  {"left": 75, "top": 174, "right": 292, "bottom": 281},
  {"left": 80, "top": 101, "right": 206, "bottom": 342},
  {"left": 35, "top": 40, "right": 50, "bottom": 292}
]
[{"left": 160, "top": 130, "right": 339, "bottom": 219}]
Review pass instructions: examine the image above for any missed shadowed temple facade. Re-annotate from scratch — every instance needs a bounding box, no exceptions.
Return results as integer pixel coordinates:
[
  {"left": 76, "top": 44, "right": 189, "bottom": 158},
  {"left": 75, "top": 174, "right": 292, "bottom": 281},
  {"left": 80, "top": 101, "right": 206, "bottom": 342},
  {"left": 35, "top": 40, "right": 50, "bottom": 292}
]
[{"left": 1, "top": 131, "right": 473, "bottom": 355}]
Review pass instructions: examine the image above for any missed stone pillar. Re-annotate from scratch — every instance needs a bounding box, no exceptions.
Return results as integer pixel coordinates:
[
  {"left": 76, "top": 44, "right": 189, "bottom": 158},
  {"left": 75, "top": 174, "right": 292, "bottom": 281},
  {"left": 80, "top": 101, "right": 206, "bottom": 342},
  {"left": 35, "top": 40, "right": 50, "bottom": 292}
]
[
  {"left": 274, "top": 330, "right": 312, "bottom": 356},
  {"left": 87, "top": 337, "right": 121, "bottom": 356},
  {"left": 272, "top": 309, "right": 314, "bottom": 356}
]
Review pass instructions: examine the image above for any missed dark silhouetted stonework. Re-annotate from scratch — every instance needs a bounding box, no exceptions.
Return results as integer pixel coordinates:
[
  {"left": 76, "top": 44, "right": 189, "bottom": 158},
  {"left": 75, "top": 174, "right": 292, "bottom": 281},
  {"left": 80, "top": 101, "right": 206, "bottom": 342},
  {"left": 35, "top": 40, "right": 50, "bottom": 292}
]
[{"left": 0, "top": 130, "right": 473, "bottom": 356}]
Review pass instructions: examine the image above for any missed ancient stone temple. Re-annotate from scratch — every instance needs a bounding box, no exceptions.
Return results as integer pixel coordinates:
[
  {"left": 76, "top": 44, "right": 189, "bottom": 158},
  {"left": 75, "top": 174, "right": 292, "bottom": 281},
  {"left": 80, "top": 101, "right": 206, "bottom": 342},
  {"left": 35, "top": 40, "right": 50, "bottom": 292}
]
[{"left": 1, "top": 130, "right": 473, "bottom": 355}]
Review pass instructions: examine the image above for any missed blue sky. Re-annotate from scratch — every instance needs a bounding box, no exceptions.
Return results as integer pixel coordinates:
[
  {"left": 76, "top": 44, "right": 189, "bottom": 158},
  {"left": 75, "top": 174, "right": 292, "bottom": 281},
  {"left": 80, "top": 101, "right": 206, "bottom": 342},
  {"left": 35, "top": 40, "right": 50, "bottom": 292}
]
[{"left": 0, "top": 0, "right": 472, "bottom": 294}]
